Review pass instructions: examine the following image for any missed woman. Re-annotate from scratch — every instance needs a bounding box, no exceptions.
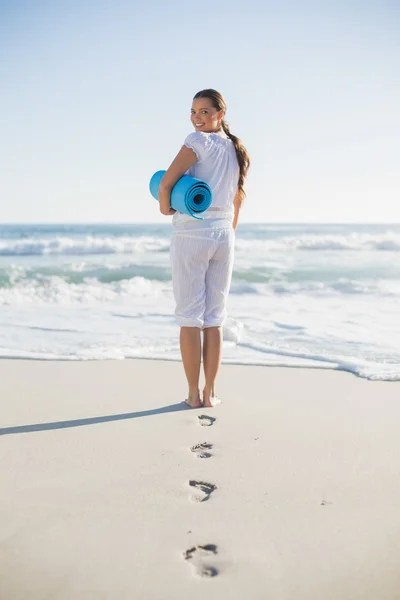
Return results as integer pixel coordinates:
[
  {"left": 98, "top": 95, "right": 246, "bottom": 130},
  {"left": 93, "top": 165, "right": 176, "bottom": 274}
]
[{"left": 158, "top": 89, "right": 250, "bottom": 408}]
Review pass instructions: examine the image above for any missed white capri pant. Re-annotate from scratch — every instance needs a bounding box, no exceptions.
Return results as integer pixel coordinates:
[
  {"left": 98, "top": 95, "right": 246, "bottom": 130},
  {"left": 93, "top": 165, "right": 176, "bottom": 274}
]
[{"left": 170, "top": 224, "right": 235, "bottom": 328}]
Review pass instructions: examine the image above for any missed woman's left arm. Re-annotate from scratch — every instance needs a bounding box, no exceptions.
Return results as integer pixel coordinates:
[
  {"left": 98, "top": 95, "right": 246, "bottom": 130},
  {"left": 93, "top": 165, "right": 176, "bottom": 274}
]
[{"left": 158, "top": 146, "right": 197, "bottom": 215}]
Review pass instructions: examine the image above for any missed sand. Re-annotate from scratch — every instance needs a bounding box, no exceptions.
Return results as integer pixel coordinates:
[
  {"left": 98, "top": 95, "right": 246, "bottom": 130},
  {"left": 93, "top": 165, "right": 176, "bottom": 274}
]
[{"left": 1, "top": 359, "right": 400, "bottom": 600}]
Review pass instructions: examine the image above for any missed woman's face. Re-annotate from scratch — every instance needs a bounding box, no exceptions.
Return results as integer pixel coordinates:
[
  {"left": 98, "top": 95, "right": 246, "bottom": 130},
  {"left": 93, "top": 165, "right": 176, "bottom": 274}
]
[{"left": 190, "top": 97, "right": 224, "bottom": 133}]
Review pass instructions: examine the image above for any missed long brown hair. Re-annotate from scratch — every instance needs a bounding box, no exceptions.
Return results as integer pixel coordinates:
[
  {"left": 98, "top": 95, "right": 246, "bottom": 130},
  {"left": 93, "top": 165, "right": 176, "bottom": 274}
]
[{"left": 193, "top": 89, "right": 250, "bottom": 204}]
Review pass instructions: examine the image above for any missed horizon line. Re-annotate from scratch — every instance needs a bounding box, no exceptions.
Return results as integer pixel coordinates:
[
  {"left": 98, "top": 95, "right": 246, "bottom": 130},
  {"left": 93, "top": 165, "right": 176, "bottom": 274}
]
[{"left": 1, "top": 221, "right": 399, "bottom": 227}]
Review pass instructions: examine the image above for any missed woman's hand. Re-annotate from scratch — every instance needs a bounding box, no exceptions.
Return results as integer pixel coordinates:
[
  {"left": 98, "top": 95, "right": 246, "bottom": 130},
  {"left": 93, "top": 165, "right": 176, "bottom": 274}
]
[{"left": 158, "top": 183, "right": 176, "bottom": 215}]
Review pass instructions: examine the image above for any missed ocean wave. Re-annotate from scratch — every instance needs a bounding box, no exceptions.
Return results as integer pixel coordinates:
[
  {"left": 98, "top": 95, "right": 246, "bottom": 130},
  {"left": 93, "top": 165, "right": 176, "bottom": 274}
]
[
  {"left": 1, "top": 229, "right": 400, "bottom": 257},
  {"left": 0, "top": 263, "right": 172, "bottom": 287},
  {"left": 2, "top": 260, "right": 399, "bottom": 292},
  {"left": 0, "top": 235, "right": 170, "bottom": 256},
  {"left": 0, "top": 276, "right": 173, "bottom": 305},
  {"left": 235, "top": 230, "right": 400, "bottom": 252},
  {"left": 230, "top": 278, "right": 400, "bottom": 297},
  {"left": 0, "top": 273, "right": 397, "bottom": 306}
]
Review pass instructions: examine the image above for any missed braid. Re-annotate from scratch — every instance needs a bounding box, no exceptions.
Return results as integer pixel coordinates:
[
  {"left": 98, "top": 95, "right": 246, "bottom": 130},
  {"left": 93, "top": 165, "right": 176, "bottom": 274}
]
[{"left": 221, "top": 119, "right": 250, "bottom": 205}]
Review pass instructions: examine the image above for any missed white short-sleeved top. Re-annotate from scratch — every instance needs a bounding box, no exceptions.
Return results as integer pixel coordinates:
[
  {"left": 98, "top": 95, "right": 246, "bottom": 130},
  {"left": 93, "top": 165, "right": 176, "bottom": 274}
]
[{"left": 172, "top": 131, "right": 239, "bottom": 226}]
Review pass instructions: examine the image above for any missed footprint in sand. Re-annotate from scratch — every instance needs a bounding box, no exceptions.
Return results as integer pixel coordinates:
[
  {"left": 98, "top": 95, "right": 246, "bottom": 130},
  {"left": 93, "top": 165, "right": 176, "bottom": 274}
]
[
  {"left": 198, "top": 414, "right": 216, "bottom": 427},
  {"left": 190, "top": 442, "right": 213, "bottom": 459},
  {"left": 189, "top": 480, "right": 217, "bottom": 502},
  {"left": 183, "top": 544, "right": 219, "bottom": 578}
]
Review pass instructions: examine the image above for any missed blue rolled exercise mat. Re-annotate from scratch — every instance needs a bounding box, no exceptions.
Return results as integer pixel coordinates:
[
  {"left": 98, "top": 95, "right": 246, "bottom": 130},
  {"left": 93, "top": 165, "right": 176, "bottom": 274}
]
[{"left": 149, "top": 170, "right": 212, "bottom": 219}]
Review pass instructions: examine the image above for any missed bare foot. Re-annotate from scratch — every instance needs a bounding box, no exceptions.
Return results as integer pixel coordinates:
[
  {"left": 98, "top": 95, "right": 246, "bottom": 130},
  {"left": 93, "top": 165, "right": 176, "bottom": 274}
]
[
  {"left": 202, "top": 387, "right": 220, "bottom": 408},
  {"left": 184, "top": 390, "right": 202, "bottom": 409},
  {"left": 202, "top": 397, "right": 219, "bottom": 408}
]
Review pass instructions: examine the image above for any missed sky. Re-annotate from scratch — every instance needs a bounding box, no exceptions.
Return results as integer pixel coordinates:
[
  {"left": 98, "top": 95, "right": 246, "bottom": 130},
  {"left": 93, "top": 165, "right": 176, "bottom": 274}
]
[{"left": 1, "top": 0, "right": 399, "bottom": 224}]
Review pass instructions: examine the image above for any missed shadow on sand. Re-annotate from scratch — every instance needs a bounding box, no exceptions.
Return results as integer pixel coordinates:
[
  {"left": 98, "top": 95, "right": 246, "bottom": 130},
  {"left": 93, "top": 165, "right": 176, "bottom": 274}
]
[{"left": 0, "top": 402, "right": 190, "bottom": 436}]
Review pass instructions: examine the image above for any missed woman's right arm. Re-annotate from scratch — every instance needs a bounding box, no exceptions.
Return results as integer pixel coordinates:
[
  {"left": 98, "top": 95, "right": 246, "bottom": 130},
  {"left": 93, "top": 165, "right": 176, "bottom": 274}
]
[
  {"left": 232, "top": 190, "right": 241, "bottom": 231},
  {"left": 158, "top": 146, "right": 197, "bottom": 215}
]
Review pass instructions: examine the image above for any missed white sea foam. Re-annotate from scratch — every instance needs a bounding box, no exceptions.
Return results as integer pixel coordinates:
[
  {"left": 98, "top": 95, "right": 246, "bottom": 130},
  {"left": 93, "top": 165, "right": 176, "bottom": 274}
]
[
  {"left": 0, "top": 276, "right": 172, "bottom": 306},
  {"left": 1, "top": 229, "right": 400, "bottom": 257},
  {"left": 1, "top": 273, "right": 398, "bottom": 306},
  {"left": 0, "top": 235, "right": 170, "bottom": 256},
  {"left": 231, "top": 278, "right": 399, "bottom": 297},
  {"left": 235, "top": 230, "right": 400, "bottom": 252}
]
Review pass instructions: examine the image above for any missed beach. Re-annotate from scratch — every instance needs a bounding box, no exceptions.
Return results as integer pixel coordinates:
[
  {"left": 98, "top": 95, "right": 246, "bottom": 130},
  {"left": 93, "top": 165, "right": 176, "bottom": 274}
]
[
  {"left": 1, "top": 359, "right": 400, "bottom": 600},
  {"left": 3, "top": 0, "right": 400, "bottom": 596}
]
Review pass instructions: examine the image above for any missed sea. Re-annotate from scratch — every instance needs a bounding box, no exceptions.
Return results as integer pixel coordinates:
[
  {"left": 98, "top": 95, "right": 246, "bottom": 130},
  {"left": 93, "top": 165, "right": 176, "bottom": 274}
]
[{"left": 0, "top": 223, "right": 399, "bottom": 381}]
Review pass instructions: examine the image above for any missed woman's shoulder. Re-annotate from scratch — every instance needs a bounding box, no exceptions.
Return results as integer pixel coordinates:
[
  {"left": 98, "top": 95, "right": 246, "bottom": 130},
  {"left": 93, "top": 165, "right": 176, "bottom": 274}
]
[
  {"left": 183, "top": 131, "right": 231, "bottom": 163},
  {"left": 184, "top": 131, "right": 209, "bottom": 145},
  {"left": 184, "top": 131, "right": 230, "bottom": 151},
  {"left": 183, "top": 132, "right": 213, "bottom": 161}
]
